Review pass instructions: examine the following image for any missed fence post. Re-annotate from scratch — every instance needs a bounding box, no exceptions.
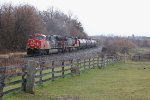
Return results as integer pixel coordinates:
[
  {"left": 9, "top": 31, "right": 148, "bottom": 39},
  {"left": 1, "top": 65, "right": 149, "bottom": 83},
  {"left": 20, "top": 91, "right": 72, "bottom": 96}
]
[
  {"left": 83, "top": 59, "right": 86, "bottom": 70},
  {"left": 0, "top": 67, "right": 6, "bottom": 100},
  {"left": 106, "top": 56, "right": 108, "bottom": 66},
  {"left": 22, "top": 65, "right": 26, "bottom": 91},
  {"left": 89, "top": 58, "right": 91, "bottom": 69},
  {"left": 70, "top": 59, "right": 73, "bottom": 68},
  {"left": 39, "top": 62, "right": 44, "bottom": 84},
  {"left": 25, "top": 60, "right": 37, "bottom": 94},
  {"left": 107, "top": 59, "right": 109, "bottom": 65},
  {"left": 79, "top": 59, "right": 81, "bottom": 67},
  {"left": 104, "top": 57, "right": 106, "bottom": 67},
  {"left": 79, "top": 59, "right": 81, "bottom": 72},
  {"left": 70, "top": 59, "right": 73, "bottom": 74},
  {"left": 109, "top": 57, "right": 111, "bottom": 64},
  {"left": 102, "top": 56, "right": 106, "bottom": 68},
  {"left": 62, "top": 61, "right": 64, "bottom": 78},
  {"left": 110, "top": 57, "right": 112, "bottom": 64},
  {"left": 78, "top": 59, "right": 80, "bottom": 73},
  {"left": 101, "top": 57, "right": 103, "bottom": 68},
  {"left": 93, "top": 58, "right": 95, "bottom": 68},
  {"left": 77, "top": 59, "right": 79, "bottom": 66},
  {"left": 77, "top": 59, "right": 80, "bottom": 70},
  {"left": 52, "top": 61, "right": 55, "bottom": 81},
  {"left": 97, "top": 56, "right": 100, "bottom": 69},
  {"left": 106, "top": 58, "right": 108, "bottom": 65},
  {"left": 113, "top": 57, "right": 116, "bottom": 63},
  {"left": 112, "top": 57, "right": 114, "bottom": 64}
]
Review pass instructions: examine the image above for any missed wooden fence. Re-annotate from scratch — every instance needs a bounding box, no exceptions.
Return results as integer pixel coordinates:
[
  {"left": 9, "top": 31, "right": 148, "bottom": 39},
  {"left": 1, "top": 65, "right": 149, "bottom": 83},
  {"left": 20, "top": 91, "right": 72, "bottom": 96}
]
[
  {"left": 0, "top": 56, "right": 120, "bottom": 99},
  {"left": 132, "top": 53, "right": 150, "bottom": 61}
]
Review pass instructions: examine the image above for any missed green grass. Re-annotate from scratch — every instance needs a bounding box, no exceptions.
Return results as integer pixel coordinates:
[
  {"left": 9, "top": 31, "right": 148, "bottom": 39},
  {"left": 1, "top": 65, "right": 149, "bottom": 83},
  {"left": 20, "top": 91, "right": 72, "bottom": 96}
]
[{"left": 3, "top": 61, "right": 150, "bottom": 100}]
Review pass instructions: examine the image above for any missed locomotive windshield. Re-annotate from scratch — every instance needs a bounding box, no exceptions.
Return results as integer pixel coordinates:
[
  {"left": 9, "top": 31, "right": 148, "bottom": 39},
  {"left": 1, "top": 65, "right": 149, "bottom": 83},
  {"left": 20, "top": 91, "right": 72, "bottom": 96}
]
[{"left": 30, "top": 35, "right": 45, "bottom": 40}]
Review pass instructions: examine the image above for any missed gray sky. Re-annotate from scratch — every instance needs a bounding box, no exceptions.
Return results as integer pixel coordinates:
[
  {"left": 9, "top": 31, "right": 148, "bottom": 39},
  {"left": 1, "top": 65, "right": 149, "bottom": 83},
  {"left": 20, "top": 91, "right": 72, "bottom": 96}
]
[{"left": 1, "top": 0, "right": 150, "bottom": 36}]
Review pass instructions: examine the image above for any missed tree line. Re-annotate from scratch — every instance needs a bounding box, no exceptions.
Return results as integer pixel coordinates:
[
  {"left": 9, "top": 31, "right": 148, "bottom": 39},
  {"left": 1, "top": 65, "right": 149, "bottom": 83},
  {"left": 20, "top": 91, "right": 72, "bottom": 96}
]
[
  {"left": 0, "top": 4, "right": 87, "bottom": 52},
  {"left": 92, "top": 35, "right": 150, "bottom": 56}
]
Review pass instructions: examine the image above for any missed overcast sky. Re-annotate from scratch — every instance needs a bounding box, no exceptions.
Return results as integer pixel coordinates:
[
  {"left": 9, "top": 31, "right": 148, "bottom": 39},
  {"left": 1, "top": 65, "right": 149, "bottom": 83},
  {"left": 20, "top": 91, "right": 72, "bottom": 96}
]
[{"left": 1, "top": 0, "right": 150, "bottom": 36}]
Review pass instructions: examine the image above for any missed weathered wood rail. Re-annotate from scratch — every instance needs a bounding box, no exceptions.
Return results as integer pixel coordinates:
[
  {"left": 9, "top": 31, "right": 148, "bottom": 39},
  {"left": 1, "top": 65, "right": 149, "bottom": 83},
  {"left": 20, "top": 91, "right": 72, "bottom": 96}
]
[
  {"left": 0, "top": 55, "right": 120, "bottom": 99},
  {"left": 0, "top": 64, "right": 26, "bottom": 99}
]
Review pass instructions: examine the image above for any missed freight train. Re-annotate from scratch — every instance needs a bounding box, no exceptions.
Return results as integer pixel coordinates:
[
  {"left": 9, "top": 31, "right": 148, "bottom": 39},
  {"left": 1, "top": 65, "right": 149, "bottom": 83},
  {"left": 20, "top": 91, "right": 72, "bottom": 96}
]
[{"left": 26, "top": 33, "right": 97, "bottom": 55}]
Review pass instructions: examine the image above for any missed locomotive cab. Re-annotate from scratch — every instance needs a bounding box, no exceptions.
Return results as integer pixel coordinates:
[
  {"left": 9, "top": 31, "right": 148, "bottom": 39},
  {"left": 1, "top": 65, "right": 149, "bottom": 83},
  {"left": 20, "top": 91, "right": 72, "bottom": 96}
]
[{"left": 27, "top": 34, "right": 51, "bottom": 55}]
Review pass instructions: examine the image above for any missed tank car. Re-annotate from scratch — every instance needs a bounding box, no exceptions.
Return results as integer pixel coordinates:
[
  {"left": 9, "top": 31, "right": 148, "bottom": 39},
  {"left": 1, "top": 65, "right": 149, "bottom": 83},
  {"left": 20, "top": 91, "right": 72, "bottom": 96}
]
[
  {"left": 78, "top": 39, "right": 84, "bottom": 49},
  {"left": 86, "top": 39, "right": 92, "bottom": 48}
]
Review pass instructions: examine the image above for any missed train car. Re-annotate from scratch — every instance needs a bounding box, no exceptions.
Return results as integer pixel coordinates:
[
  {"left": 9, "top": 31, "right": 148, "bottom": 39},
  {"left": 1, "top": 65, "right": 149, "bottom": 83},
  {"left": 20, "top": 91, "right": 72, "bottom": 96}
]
[
  {"left": 46, "top": 35, "right": 68, "bottom": 52},
  {"left": 78, "top": 39, "right": 84, "bottom": 49},
  {"left": 26, "top": 34, "right": 50, "bottom": 55},
  {"left": 67, "top": 37, "right": 75, "bottom": 51},
  {"left": 74, "top": 37, "right": 80, "bottom": 50},
  {"left": 86, "top": 39, "right": 91, "bottom": 48},
  {"left": 66, "top": 37, "right": 80, "bottom": 51},
  {"left": 82, "top": 39, "right": 87, "bottom": 49}
]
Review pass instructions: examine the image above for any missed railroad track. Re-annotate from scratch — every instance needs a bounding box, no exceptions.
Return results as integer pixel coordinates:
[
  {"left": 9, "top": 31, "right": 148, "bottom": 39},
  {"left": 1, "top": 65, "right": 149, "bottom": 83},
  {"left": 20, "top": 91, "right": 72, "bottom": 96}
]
[
  {"left": 24, "top": 46, "right": 102, "bottom": 61},
  {"left": 0, "top": 46, "right": 102, "bottom": 66}
]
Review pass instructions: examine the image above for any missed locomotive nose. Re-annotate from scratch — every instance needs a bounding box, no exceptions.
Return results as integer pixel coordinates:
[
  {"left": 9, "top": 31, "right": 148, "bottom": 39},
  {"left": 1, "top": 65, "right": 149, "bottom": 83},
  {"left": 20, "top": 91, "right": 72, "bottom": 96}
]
[{"left": 27, "top": 39, "right": 41, "bottom": 49}]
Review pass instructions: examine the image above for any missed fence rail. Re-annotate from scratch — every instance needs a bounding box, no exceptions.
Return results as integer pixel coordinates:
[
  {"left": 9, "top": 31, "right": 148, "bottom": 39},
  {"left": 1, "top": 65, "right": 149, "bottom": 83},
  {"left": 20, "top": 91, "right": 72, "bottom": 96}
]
[
  {"left": 0, "top": 55, "right": 120, "bottom": 99},
  {"left": 0, "top": 64, "right": 26, "bottom": 98}
]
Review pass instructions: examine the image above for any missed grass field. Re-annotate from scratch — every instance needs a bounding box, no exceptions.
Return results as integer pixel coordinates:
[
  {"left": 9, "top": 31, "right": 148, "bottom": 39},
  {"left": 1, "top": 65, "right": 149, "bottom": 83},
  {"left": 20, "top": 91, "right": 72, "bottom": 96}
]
[
  {"left": 130, "top": 47, "right": 150, "bottom": 55},
  {"left": 3, "top": 61, "right": 150, "bottom": 100}
]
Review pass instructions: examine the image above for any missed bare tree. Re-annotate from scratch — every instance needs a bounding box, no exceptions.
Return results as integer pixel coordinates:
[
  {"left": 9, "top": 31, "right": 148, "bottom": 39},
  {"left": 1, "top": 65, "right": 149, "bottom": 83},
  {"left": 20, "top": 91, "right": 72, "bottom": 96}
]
[
  {"left": 40, "top": 8, "right": 87, "bottom": 38},
  {"left": 13, "top": 5, "right": 42, "bottom": 50},
  {"left": 0, "top": 4, "right": 42, "bottom": 52}
]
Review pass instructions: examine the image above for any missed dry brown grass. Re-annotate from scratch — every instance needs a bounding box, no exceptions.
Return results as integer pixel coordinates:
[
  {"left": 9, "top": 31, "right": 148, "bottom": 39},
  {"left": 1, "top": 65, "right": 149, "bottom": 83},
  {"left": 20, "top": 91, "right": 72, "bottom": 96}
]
[{"left": 0, "top": 58, "right": 25, "bottom": 66}]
